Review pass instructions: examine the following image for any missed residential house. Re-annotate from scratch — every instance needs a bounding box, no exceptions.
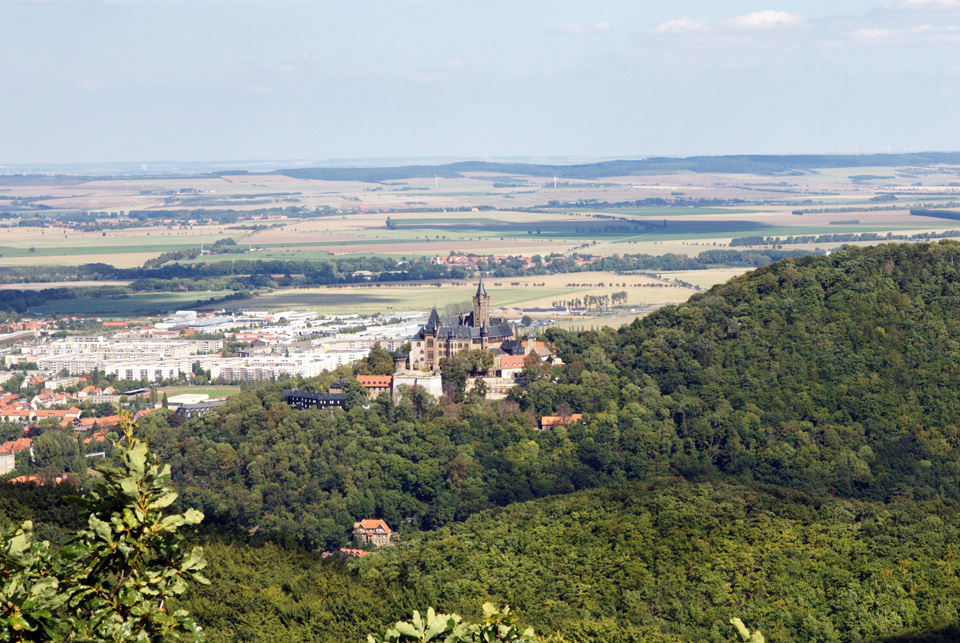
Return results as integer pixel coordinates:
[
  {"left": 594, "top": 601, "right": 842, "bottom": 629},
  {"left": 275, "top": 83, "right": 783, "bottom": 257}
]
[
  {"left": 175, "top": 400, "right": 227, "bottom": 419},
  {"left": 497, "top": 354, "right": 528, "bottom": 377},
  {"left": 352, "top": 519, "right": 394, "bottom": 547},
  {"left": 0, "top": 452, "right": 14, "bottom": 476},
  {"left": 355, "top": 375, "right": 393, "bottom": 399},
  {"left": 0, "top": 437, "right": 33, "bottom": 474},
  {"left": 282, "top": 389, "right": 347, "bottom": 411},
  {"left": 540, "top": 414, "right": 583, "bottom": 431},
  {"left": 73, "top": 415, "right": 122, "bottom": 432}
]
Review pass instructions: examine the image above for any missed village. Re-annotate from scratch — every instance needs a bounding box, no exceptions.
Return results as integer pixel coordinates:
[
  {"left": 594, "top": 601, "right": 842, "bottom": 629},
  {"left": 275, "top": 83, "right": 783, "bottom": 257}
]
[{"left": 0, "top": 278, "right": 583, "bottom": 495}]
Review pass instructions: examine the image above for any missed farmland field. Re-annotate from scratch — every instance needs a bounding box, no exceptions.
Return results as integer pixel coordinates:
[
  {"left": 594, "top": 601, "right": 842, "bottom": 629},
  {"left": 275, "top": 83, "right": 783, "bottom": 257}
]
[
  {"left": 1, "top": 163, "right": 959, "bottom": 279},
  {"left": 211, "top": 272, "right": 707, "bottom": 315},
  {"left": 553, "top": 312, "right": 660, "bottom": 331},
  {"left": 26, "top": 290, "right": 236, "bottom": 315}
]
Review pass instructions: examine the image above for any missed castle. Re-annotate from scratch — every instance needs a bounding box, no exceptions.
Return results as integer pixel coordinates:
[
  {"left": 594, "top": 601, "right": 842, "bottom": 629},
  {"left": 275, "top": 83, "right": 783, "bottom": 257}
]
[{"left": 408, "top": 276, "right": 514, "bottom": 371}]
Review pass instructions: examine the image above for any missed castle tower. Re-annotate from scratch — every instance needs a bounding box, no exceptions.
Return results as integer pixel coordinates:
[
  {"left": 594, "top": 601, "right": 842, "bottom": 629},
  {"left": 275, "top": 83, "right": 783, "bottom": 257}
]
[
  {"left": 472, "top": 276, "right": 490, "bottom": 328},
  {"left": 393, "top": 348, "right": 407, "bottom": 374}
]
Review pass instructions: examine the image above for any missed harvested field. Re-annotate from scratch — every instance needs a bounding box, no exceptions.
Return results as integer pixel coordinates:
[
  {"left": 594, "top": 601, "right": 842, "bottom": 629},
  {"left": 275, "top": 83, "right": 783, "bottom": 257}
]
[{"left": 211, "top": 272, "right": 700, "bottom": 315}]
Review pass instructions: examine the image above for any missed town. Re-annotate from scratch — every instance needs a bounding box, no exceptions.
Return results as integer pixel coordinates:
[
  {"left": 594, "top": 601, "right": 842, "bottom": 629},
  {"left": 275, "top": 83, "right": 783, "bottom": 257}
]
[{"left": 0, "top": 278, "right": 582, "bottom": 488}]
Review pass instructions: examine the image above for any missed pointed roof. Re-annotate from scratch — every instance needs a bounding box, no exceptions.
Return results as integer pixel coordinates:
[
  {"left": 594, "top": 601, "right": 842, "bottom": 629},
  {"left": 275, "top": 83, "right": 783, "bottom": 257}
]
[
  {"left": 393, "top": 348, "right": 406, "bottom": 359},
  {"left": 426, "top": 308, "right": 441, "bottom": 330},
  {"left": 476, "top": 275, "right": 487, "bottom": 297}
]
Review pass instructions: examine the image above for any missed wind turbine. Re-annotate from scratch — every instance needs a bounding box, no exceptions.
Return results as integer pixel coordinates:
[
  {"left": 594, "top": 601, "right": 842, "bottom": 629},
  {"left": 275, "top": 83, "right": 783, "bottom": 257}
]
[
  {"left": 553, "top": 176, "right": 558, "bottom": 188},
  {"left": 434, "top": 175, "right": 439, "bottom": 190}
]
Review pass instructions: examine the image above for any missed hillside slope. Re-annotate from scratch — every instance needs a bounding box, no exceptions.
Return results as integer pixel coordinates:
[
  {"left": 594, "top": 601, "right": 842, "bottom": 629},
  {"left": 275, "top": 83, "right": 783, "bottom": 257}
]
[
  {"left": 545, "top": 241, "right": 960, "bottom": 503},
  {"left": 361, "top": 479, "right": 960, "bottom": 642}
]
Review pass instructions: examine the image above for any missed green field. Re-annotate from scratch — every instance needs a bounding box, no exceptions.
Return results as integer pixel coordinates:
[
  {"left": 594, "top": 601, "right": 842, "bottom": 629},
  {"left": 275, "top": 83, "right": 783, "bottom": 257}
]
[
  {"left": 27, "top": 290, "right": 236, "bottom": 315},
  {"left": 556, "top": 206, "right": 766, "bottom": 217},
  {"left": 0, "top": 241, "right": 201, "bottom": 259},
  {"left": 158, "top": 386, "right": 241, "bottom": 399}
]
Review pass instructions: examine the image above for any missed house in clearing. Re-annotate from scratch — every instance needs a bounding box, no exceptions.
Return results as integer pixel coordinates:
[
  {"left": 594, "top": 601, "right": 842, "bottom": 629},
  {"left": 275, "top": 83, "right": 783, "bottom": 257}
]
[{"left": 353, "top": 519, "right": 394, "bottom": 547}]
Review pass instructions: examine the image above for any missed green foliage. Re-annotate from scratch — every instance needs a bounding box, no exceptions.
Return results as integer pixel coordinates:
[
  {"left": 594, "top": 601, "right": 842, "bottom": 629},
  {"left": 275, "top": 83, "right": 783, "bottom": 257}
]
[
  {"left": 370, "top": 604, "right": 537, "bottom": 643},
  {"left": 356, "top": 343, "right": 397, "bottom": 376},
  {"left": 362, "top": 479, "right": 960, "bottom": 642},
  {"left": 179, "top": 532, "right": 423, "bottom": 643},
  {"left": 0, "top": 419, "right": 209, "bottom": 641},
  {"left": 730, "top": 619, "right": 764, "bottom": 643},
  {"left": 537, "top": 241, "right": 960, "bottom": 504},
  {"left": 31, "top": 430, "right": 83, "bottom": 474}
]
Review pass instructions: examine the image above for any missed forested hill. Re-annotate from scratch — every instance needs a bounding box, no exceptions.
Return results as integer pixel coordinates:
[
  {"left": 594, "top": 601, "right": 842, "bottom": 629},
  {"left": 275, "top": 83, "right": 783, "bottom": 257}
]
[
  {"left": 122, "top": 241, "right": 960, "bottom": 555},
  {"left": 274, "top": 152, "right": 960, "bottom": 182},
  {"left": 548, "top": 240, "right": 960, "bottom": 502},
  {"left": 10, "top": 241, "right": 960, "bottom": 641},
  {"left": 361, "top": 478, "right": 960, "bottom": 643}
]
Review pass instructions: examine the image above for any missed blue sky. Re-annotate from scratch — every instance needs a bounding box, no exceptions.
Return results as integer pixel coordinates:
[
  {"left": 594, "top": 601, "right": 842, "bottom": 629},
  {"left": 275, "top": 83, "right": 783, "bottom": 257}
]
[{"left": 1, "top": 0, "right": 958, "bottom": 164}]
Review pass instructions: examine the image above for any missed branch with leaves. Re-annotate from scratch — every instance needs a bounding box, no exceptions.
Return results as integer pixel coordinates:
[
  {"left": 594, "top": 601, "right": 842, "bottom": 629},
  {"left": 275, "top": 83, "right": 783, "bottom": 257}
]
[{"left": 0, "top": 414, "right": 208, "bottom": 642}]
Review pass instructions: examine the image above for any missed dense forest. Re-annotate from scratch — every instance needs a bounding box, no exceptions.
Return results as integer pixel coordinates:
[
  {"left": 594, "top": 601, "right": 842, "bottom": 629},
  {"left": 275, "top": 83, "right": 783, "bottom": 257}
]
[{"left": 7, "top": 241, "right": 960, "bottom": 640}]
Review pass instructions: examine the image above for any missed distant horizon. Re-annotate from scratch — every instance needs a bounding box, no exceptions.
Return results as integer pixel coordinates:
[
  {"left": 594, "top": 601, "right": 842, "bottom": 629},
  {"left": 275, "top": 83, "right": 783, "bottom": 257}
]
[{"left": 3, "top": 149, "right": 960, "bottom": 178}]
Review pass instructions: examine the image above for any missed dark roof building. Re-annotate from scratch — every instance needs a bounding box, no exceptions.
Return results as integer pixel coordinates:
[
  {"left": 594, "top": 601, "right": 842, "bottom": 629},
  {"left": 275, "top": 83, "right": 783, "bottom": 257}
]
[
  {"left": 175, "top": 399, "right": 228, "bottom": 419},
  {"left": 408, "top": 277, "right": 514, "bottom": 371},
  {"left": 282, "top": 389, "right": 348, "bottom": 410}
]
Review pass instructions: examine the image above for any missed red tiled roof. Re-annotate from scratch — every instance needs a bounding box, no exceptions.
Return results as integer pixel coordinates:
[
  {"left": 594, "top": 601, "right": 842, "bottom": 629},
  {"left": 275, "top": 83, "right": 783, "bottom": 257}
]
[
  {"left": 353, "top": 519, "right": 392, "bottom": 534},
  {"left": 9, "top": 473, "right": 73, "bottom": 486},
  {"left": 75, "top": 415, "right": 121, "bottom": 430},
  {"left": 34, "top": 409, "right": 80, "bottom": 418},
  {"left": 0, "top": 437, "right": 32, "bottom": 454},
  {"left": 356, "top": 375, "right": 392, "bottom": 388},
  {"left": 84, "top": 431, "right": 107, "bottom": 445},
  {"left": 500, "top": 355, "right": 527, "bottom": 370},
  {"left": 540, "top": 414, "right": 583, "bottom": 428},
  {"left": 338, "top": 548, "right": 373, "bottom": 557}
]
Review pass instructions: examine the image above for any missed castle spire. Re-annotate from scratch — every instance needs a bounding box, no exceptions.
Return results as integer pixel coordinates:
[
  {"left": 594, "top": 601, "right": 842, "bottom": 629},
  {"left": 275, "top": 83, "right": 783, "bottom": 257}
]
[{"left": 476, "top": 275, "right": 487, "bottom": 297}]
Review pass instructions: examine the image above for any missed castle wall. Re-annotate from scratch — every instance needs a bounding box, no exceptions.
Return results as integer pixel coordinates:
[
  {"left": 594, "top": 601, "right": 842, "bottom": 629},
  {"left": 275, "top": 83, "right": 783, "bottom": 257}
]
[{"left": 392, "top": 373, "right": 443, "bottom": 402}]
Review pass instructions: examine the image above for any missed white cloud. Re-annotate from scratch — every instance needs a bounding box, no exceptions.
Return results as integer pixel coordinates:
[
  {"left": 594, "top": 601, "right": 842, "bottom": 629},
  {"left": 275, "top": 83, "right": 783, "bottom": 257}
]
[
  {"left": 653, "top": 11, "right": 800, "bottom": 36},
  {"left": 902, "top": 0, "right": 960, "bottom": 8},
  {"left": 724, "top": 10, "right": 802, "bottom": 30},
  {"left": 849, "top": 24, "right": 960, "bottom": 45},
  {"left": 554, "top": 22, "right": 612, "bottom": 35},
  {"left": 653, "top": 16, "right": 710, "bottom": 34}
]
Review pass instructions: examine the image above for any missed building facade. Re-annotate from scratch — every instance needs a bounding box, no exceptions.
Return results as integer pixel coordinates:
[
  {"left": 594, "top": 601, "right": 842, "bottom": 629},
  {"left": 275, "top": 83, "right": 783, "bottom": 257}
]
[
  {"left": 353, "top": 519, "right": 394, "bottom": 546},
  {"left": 409, "top": 277, "right": 513, "bottom": 371}
]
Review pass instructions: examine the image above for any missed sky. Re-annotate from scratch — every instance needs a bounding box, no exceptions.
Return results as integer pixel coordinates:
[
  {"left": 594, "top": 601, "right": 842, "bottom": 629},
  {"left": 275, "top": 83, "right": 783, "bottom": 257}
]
[{"left": 1, "top": 0, "right": 958, "bottom": 165}]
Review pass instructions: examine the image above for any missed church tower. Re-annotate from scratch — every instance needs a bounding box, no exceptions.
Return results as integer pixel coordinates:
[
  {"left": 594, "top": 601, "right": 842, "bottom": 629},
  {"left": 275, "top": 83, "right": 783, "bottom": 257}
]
[{"left": 472, "top": 276, "right": 490, "bottom": 328}]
